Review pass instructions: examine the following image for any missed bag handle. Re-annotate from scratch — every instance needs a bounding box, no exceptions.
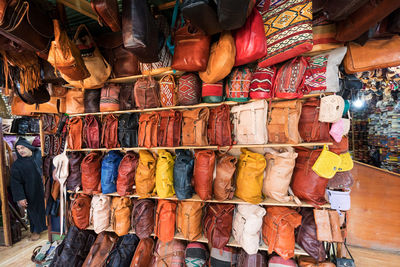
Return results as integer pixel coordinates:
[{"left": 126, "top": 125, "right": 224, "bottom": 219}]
[{"left": 73, "top": 24, "right": 95, "bottom": 45}]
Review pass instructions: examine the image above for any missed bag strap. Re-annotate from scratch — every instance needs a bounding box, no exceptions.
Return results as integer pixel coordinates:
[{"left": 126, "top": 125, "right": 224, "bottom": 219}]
[{"left": 73, "top": 24, "right": 94, "bottom": 44}]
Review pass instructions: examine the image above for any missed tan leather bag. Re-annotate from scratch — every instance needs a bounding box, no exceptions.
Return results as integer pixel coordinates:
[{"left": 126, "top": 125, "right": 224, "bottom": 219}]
[
  {"left": 199, "top": 31, "right": 236, "bottom": 84},
  {"left": 214, "top": 153, "right": 237, "bottom": 201},
  {"left": 138, "top": 112, "right": 159, "bottom": 148},
  {"left": 15, "top": 96, "right": 66, "bottom": 115},
  {"left": 313, "top": 209, "right": 343, "bottom": 242},
  {"left": 181, "top": 107, "right": 210, "bottom": 146},
  {"left": 176, "top": 201, "right": 204, "bottom": 241},
  {"left": 65, "top": 89, "right": 84, "bottom": 114},
  {"left": 135, "top": 150, "right": 157, "bottom": 198},
  {"left": 90, "top": 194, "right": 111, "bottom": 234},
  {"left": 111, "top": 196, "right": 132, "bottom": 236}
]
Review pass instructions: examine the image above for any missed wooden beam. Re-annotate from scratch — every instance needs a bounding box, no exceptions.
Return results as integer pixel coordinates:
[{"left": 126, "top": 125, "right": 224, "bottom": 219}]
[{"left": 57, "top": 0, "right": 98, "bottom": 21}]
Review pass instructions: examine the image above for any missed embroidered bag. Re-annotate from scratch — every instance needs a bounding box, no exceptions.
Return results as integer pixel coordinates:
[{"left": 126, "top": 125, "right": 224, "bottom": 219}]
[
  {"left": 159, "top": 74, "right": 178, "bottom": 107},
  {"left": 249, "top": 66, "right": 276, "bottom": 99},
  {"left": 202, "top": 81, "right": 224, "bottom": 103},
  {"left": 225, "top": 66, "right": 252, "bottom": 102},
  {"left": 273, "top": 57, "right": 308, "bottom": 99},
  {"left": 178, "top": 73, "right": 202, "bottom": 105}
]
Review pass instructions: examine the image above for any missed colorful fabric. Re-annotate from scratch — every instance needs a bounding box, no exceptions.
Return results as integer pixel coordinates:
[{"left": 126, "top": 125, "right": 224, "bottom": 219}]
[
  {"left": 159, "top": 74, "right": 177, "bottom": 107},
  {"left": 210, "top": 247, "right": 238, "bottom": 267},
  {"left": 274, "top": 56, "right": 308, "bottom": 99},
  {"left": 225, "top": 67, "right": 252, "bottom": 102},
  {"left": 202, "top": 81, "right": 223, "bottom": 103},
  {"left": 178, "top": 73, "right": 202, "bottom": 105},
  {"left": 259, "top": 0, "right": 313, "bottom": 67},
  {"left": 185, "top": 242, "right": 208, "bottom": 267},
  {"left": 249, "top": 66, "right": 276, "bottom": 99}
]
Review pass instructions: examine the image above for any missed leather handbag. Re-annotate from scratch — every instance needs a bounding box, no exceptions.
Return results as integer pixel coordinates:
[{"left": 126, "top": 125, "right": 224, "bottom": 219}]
[
  {"left": 176, "top": 201, "right": 204, "bottom": 241},
  {"left": 298, "top": 98, "right": 331, "bottom": 143},
  {"left": 65, "top": 89, "right": 84, "bottom": 114},
  {"left": 129, "top": 238, "right": 155, "bottom": 267},
  {"left": 67, "top": 152, "right": 84, "bottom": 191},
  {"left": 343, "top": 35, "right": 400, "bottom": 74},
  {"left": 202, "top": 81, "right": 223, "bottom": 103},
  {"left": 90, "top": 194, "right": 112, "bottom": 234},
  {"left": 68, "top": 117, "right": 83, "bottom": 150},
  {"left": 231, "top": 100, "right": 268, "bottom": 144},
  {"left": 119, "top": 84, "right": 134, "bottom": 110},
  {"left": 181, "top": 107, "right": 210, "bottom": 146},
  {"left": 138, "top": 112, "right": 159, "bottom": 148},
  {"left": 263, "top": 147, "right": 298, "bottom": 203},
  {"left": 84, "top": 89, "right": 101, "bottom": 113},
  {"left": 262, "top": 206, "right": 302, "bottom": 260},
  {"left": 249, "top": 66, "right": 276, "bottom": 99},
  {"left": 193, "top": 150, "right": 215, "bottom": 200},
  {"left": 122, "top": 0, "right": 159, "bottom": 63},
  {"left": 217, "top": 0, "right": 250, "bottom": 30},
  {"left": 199, "top": 31, "right": 235, "bottom": 84},
  {"left": 154, "top": 199, "right": 177, "bottom": 242},
  {"left": 131, "top": 199, "right": 155, "bottom": 239},
  {"left": 313, "top": 209, "right": 343, "bottom": 242},
  {"left": 235, "top": 148, "right": 266, "bottom": 204},
  {"left": 158, "top": 110, "right": 182, "bottom": 147},
  {"left": 233, "top": 7, "right": 267, "bottom": 66},
  {"left": 177, "top": 73, "right": 202, "bottom": 105},
  {"left": 291, "top": 147, "right": 329, "bottom": 206},
  {"left": 100, "top": 83, "right": 121, "bottom": 112},
  {"left": 111, "top": 196, "right": 132, "bottom": 236},
  {"left": 171, "top": 24, "right": 211, "bottom": 72},
  {"left": 298, "top": 256, "right": 336, "bottom": 267},
  {"left": 327, "top": 171, "right": 354, "bottom": 189},
  {"left": 106, "top": 234, "right": 139, "bottom": 267},
  {"left": 312, "top": 145, "right": 341, "bottom": 179},
  {"left": 91, "top": 0, "right": 121, "bottom": 32},
  {"left": 159, "top": 74, "right": 178, "bottom": 107},
  {"left": 82, "top": 232, "right": 118, "bottom": 267},
  {"left": 207, "top": 104, "right": 233, "bottom": 146},
  {"left": 273, "top": 57, "right": 308, "bottom": 99},
  {"left": 151, "top": 239, "right": 186, "bottom": 267},
  {"left": 155, "top": 149, "right": 176, "bottom": 198},
  {"left": 237, "top": 249, "right": 267, "bottom": 267},
  {"left": 135, "top": 150, "right": 157, "bottom": 198},
  {"left": 118, "top": 113, "right": 139, "bottom": 148},
  {"left": 134, "top": 76, "right": 160, "bottom": 109},
  {"left": 214, "top": 153, "right": 237, "bottom": 201},
  {"left": 101, "top": 151, "right": 123, "bottom": 194},
  {"left": 101, "top": 114, "right": 119, "bottom": 149},
  {"left": 181, "top": 0, "right": 222, "bottom": 35},
  {"left": 71, "top": 193, "right": 92, "bottom": 230},
  {"left": 14, "top": 96, "right": 66, "bottom": 115},
  {"left": 203, "top": 203, "right": 235, "bottom": 249},
  {"left": 81, "top": 152, "right": 103, "bottom": 194},
  {"left": 318, "top": 0, "right": 368, "bottom": 21},
  {"left": 117, "top": 152, "right": 139, "bottom": 196},
  {"left": 225, "top": 66, "right": 252, "bottom": 102},
  {"left": 173, "top": 149, "right": 194, "bottom": 200},
  {"left": 232, "top": 204, "right": 266, "bottom": 255},
  {"left": 83, "top": 115, "right": 101, "bottom": 149}
]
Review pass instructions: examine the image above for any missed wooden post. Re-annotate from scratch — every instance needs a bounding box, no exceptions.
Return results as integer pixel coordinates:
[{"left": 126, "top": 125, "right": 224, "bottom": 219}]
[{"left": 0, "top": 118, "right": 12, "bottom": 246}]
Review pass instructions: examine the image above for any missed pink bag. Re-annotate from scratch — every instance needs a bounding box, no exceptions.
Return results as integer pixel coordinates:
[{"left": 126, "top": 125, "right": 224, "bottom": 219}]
[{"left": 329, "top": 119, "right": 344, "bottom": 143}]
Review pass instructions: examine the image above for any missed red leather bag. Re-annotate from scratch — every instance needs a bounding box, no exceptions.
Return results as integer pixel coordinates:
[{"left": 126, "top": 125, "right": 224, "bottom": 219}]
[
  {"left": 158, "top": 110, "right": 182, "bottom": 147},
  {"left": 83, "top": 115, "right": 101, "bottom": 149},
  {"left": 154, "top": 199, "right": 177, "bottom": 243},
  {"left": 71, "top": 193, "right": 92, "bottom": 230},
  {"left": 203, "top": 203, "right": 235, "bottom": 249},
  {"left": 117, "top": 152, "right": 139, "bottom": 196},
  {"left": 138, "top": 112, "right": 159, "bottom": 148},
  {"left": 207, "top": 104, "right": 233, "bottom": 146},
  {"left": 68, "top": 117, "right": 83, "bottom": 150},
  {"left": 101, "top": 114, "right": 119, "bottom": 149},
  {"left": 193, "top": 150, "right": 215, "bottom": 200},
  {"left": 81, "top": 152, "right": 103, "bottom": 194},
  {"left": 234, "top": 8, "right": 267, "bottom": 66},
  {"left": 91, "top": 0, "right": 121, "bottom": 32}
]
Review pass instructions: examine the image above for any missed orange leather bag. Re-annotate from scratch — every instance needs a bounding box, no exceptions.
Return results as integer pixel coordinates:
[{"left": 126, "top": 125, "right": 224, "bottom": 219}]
[
  {"left": 298, "top": 256, "right": 336, "bottom": 267},
  {"left": 138, "top": 112, "right": 159, "bottom": 148},
  {"left": 68, "top": 117, "right": 83, "bottom": 150},
  {"left": 193, "top": 150, "right": 215, "bottom": 200},
  {"left": 135, "top": 150, "right": 157, "bottom": 198},
  {"left": 65, "top": 89, "right": 84, "bottom": 114},
  {"left": 111, "top": 196, "right": 132, "bottom": 236},
  {"left": 155, "top": 199, "right": 177, "bottom": 242},
  {"left": 176, "top": 201, "right": 204, "bottom": 241},
  {"left": 181, "top": 107, "right": 210, "bottom": 146},
  {"left": 214, "top": 153, "right": 237, "bottom": 201},
  {"left": 13, "top": 96, "right": 67, "bottom": 115},
  {"left": 71, "top": 193, "right": 91, "bottom": 230}
]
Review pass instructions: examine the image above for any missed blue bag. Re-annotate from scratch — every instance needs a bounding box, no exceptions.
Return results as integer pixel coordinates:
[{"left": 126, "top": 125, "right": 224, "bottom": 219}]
[
  {"left": 101, "top": 151, "right": 123, "bottom": 194},
  {"left": 173, "top": 149, "right": 194, "bottom": 200}
]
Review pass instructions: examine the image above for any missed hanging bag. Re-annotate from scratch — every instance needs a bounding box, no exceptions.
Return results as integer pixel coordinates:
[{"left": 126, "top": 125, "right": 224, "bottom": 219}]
[
  {"left": 319, "top": 95, "right": 345, "bottom": 123},
  {"left": 312, "top": 145, "right": 342, "bottom": 179}
]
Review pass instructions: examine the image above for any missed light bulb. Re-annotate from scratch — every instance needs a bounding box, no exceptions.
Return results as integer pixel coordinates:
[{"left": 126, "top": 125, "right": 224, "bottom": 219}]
[{"left": 353, "top": 99, "right": 364, "bottom": 108}]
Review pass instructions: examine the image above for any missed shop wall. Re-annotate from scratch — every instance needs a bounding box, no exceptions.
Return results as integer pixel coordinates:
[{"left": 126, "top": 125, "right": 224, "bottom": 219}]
[{"left": 348, "top": 161, "right": 400, "bottom": 251}]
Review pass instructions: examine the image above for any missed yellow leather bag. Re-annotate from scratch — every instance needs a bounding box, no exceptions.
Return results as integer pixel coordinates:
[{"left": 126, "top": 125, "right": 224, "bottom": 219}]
[
  {"left": 312, "top": 145, "right": 342, "bottom": 179},
  {"left": 135, "top": 150, "right": 157, "bottom": 198},
  {"left": 337, "top": 152, "right": 353, "bottom": 172},
  {"left": 155, "top": 150, "right": 176, "bottom": 198},
  {"left": 235, "top": 148, "right": 266, "bottom": 204}
]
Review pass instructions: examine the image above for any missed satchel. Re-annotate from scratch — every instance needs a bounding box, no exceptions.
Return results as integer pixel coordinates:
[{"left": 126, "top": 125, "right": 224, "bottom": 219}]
[
  {"left": 131, "top": 199, "right": 155, "bottom": 239},
  {"left": 155, "top": 150, "right": 176, "bottom": 198},
  {"left": 199, "top": 31, "right": 235, "bottom": 84},
  {"left": 327, "top": 189, "right": 351, "bottom": 211},
  {"left": 249, "top": 66, "right": 276, "bottom": 99},
  {"left": 82, "top": 232, "right": 118, "bottom": 267},
  {"left": 231, "top": 100, "right": 268, "bottom": 144},
  {"left": 151, "top": 239, "right": 186, "bottom": 267},
  {"left": 202, "top": 81, "right": 224, "bottom": 103},
  {"left": 312, "top": 145, "right": 342, "bottom": 179},
  {"left": 84, "top": 89, "right": 101, "bottom": 113},
  {"left": 158, "top": 110, "right": 182, "bottom": 147},
  {"left": 181, "top": 0, "right": 222, "bottom": 35},
  {"left": 111, "top": 196, "right": 132, "bottom": 236},
  {"left": 100, "top": 83, "right": 121, "bottom": 112},
  {"left": 235, "top": 148, "right": 266, "bottom": 204},
  {"left": 237, "top": 249, "right": 268, "bottom": 267},
  {"left": 319, "top": 95, "right": 345, "bottom": 123},
  {"left": 106, "top": 234, "right": 139, "bottom": 267},
  {"left": 67, "top": 152, "right": 84, "bottom": 191},
  {"left": 83, "top": 115, "right": 101, "bottom": 149},
  {"left": 173, "top": 149, "right": 194, "bottom": 200},
  {"left": 181, "top": 107, "right": 210, "bottom": 146},
  {"left": 101, "top": 114, "right": 119, "bottom": 149},
  {"left": 262, "top": 206, "right": 302, "bottom": 260},
  {"left": 91, "top": 0, "right": 121, "bottom": 32},
  {"left": 155, "top": 199, "right": 177, "bottom": 242},
  {"left": 90, "top": 195, "right": 111, "bottom": 234},
  {"left": 217, "top": 0, "right": 250, "bottom": 30},
  {"left": 130, "top": 238, "right": 155, "bottom": 267},
  {"left": 176, "top": 201, "right": 204, "bottom": 241},
  {"left": 298, "top": 98, "right": 330, "bottom": 143},
  {"left": 273, "top": 57, "right": 308, "bottom": 99},
  {"left": 159, "top": 74, "right": 178, "bottom": 107},
  {"left": 81, "top": 152, "right": 102, "bottom": 194},
  {"left": 177, "top": 73, "right": 202, "bottom": 105},
  {"left": 203, "top": 203, "right": 235, "bottom": 249},
  {"left": 101, "top": 151, "right": 123, "bottom": 194},
  {"left": 214, "top": 153, "right": 237, "bottom": 201},
  {"left": 225, "top": 66, "right": 252, "bottom": 102},
  {"left": 117, "top": 152, "right": 138, "bottom": 196},
  {"left": 135, "top": 150, "right": 157, "bottom": 198},
  {"left": 118, "top": 113, "right": 139, "bottom": 148},
  {"left": 65, "top": 89, "right": 84, "bottom": 114},
  {"left": 138, "top": 112, "right": 159, "bottom": 148},
  {"left": 68, "top": 117, "right": 83, "bottom": 150},
  {"left": 207, "top": 104, "right": 233, "bottom": 146},
  {"left": 313, "top": 209, "right": 343, "bottom": 242},
  {"left": 134, "top": 76, "right": 160, "bottom": 109},
  {"left": 193, "top": 150, "right": 215, "bottom": 200},
  {"left": 71, "top": 194, "right": 92, "bottom": 230},
  {"left": 119, "top": 84, "right": 134, "bottom": 110}
]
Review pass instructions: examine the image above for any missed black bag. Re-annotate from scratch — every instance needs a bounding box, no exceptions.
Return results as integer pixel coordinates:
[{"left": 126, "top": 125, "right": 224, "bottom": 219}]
[
  {"left": 181, "top": 0, "right": 222, "bottom": 35},
  {"left": 118, "top": 113, "right": 139, "bottom": 147},
  {"left": 67, "top": 152, "right": 84, "bottom": 191},
  {"left": 105, "top": 234, "right": 139, "bottom": 267},
  {"left": 15, "top": 83, "right": 50, "bottom": 105},
  {"left": 388, "top": 8, "right": 400, "bottom": 33},
  {"left": 173, "top": 149, "right": 194, "bottom": 200},
  {"left": 217, "top": 0, "right": 250, "bottom": 30},
  {"left": 84, "top": 89, "right": 101, "bottom": 113}
]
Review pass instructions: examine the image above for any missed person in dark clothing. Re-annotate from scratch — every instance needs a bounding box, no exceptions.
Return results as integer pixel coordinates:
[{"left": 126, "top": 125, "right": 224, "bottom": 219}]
[{"left": 10, "top": 138, "right": 46, "bottom": 241}]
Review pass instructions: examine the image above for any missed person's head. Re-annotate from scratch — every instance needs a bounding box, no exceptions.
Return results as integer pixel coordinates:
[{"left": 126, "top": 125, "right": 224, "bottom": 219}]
[
  {"left": 16, "top": 145, "right": 33, "bottom": 157},
  {"left": 15, "top": 137, "right": 36, "bottom": 158}
]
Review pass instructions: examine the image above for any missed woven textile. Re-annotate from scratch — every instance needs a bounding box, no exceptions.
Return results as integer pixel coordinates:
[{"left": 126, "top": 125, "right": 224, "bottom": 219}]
[
  {"left": 304, "top": 55, "right": 328, "bottom": 92},
  {"left": 225, "top": 67, "right": 252, "bottom": 102},
  {"left": 259, "top": 0, "right": 313, "bottom": 67},
  {"left": 202, "top": 81, "right": 223, "bottom": 103},
  {"left": 159, "top": 74, "right": 177, "bottom": 107},
  {"left": 249, "top": 66, "right": 276, "bottom": 99},
  {"left": 178, "top": 73, "right": 201, "bottom": 105},
  {"left": 274, "top": 57, "right": 308, "bottom": 99}
]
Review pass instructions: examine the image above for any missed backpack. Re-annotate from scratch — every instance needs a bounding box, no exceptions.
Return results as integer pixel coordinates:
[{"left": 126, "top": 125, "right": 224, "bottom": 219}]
[
  {"left": 90, "top": 195, "right": 111, "bottom": 234},
  {"left": 176, "top": 201, "right": 204, "bottom": 241},
  {"left": 135, "top": 150, "right": 157, "bottom": 198},
  {"left": 181, "top": 107, "right": 210, "bottom": 146},
  {"left": 173, "top": 149, "right": 195, "bottom": 200},
  {"left": 202, "top": 81, "right": 224, "bottom": 103},
  {"left": 82, "top": 232, "right": 118, "bottom": 267},
  {"left": 71, "top": 194, "right": 92, "bottom": 230},
  {"left": 249, "top": 66, "right": 276, "bottom": 99},
  {"left": 101, "top": 151, "right": 123, "bottom": 194},
  {"left": 214, "top": 153, "right": 237, "bottom": 201},
  {"left": 155, "top": 150, "right": 176, "bottom": 198},
  {"left": 138, "top": 112, "right": 159, "bottom": 148},
  {"left": 159, "top": 74, "right": 178, "bottom": 107},
  {"left": 273, "top": 57, "right": 308, "bottom": 99},
  {"left": 203, "top": 203, "right": 235, "bottom": 249},
  {"left": 155, "top": 199, "right": 177, "bottom": 243},
  {"left": 111, "top": 197, "right": 132, "bottom": 236},
  {"left": 207, "top": 104, "right": 233, "bottom": 146},
  {"left": 83, "top": 115, "right": 100, "bottom": 149},
  {"left": 134, "top": 76, "right": 160, "bottom": 109},
  {"left": 298, "top": 98, "right": 331, "bottom": 142},
  {"left": 68, "top": 117, "right": 83, "bottom": 150},
  {"left": 101, "top": 114, "right": 119, "bottom": 149},
  {"left": 116, "top": 152, "right": 139, "bottom": 196},
  {"left": 117, "top": 113, "right": 139, "bottom": 148},
  {"left": 100, "top": 83, "right": 121, "bottom": 112},
  {"left": 105, "top": 234, "right": 139, "bottom": 267},
  {"left": 158, "top": 110, "right": 182, "bottom": 147},
  {"left": 237, "top": 249, "right": 268, "bottom": 267},
  {"left": 193, "top": 150, "right": 215, "bottom": 201},
  {"left": 185, "top": 242, "right": 209, "bottom": 267},
  {"left": 151, "top": 239, "right": 186, "bottom": 267},
  {"left": 225, "top": 66, "right": 252, "bottom": 102},
  {"left": 130, "top": 238, "right": 155, "bottom": 267},
  {"left": 209, "top": 247, "right": 238, "bottom": 267},
  {"left": 81, "top": 152, "right": 103, "bottom": 194},
  {"left": 131, "top": 199, "right": 155, "bottom": 239}
]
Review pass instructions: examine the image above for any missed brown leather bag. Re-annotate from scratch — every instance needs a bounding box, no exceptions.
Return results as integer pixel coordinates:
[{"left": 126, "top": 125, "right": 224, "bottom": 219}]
[
  {"left": 130, "top": 238, "right": 155, "bottom": 267},
  {"left": 65, "top": 89, "right": 84, "bottom": 114},
  {"left": 84, "top": 89, "right": 101, "bottom": 113},
  {"left": 91, "top": 0, "right": 121, "bottom": 32},
  {"left": 81, "top": 152, "right": 103, "bottom": 194},
  {"left": 207, "top": 104, "right": 233, "bottom": 146},
  {"left": 298, "top": 256, "right": 336, "bottom": 267},
  {"left": 203, "top": 203, "right": 235, "bottom": 249},
  {"left": 193, "top": 150, "right": 215, "bottom": 200},
  {"left": 68, "top": 117, "right": 83, "bottom": 150},
  {"left": 176, "top": 201, "right": 204, "bottom": 241},
  {"left": 138, "top": 112, "right": 159, "bottom": 148},
  {"left": 134, "top": 76, "right": 160, "bottom": 109},
  {"left": 182, "top": 107, "right": 210, "bottom": 146},
  {"left": 262, "top": 206, "right": 302, "bottom": 260},
  {"left": 135, "top": 150, "right": 157, "bottom": 197},
  {"left": 155, "top": 199, "right": 177, "bottom": 243},
  {"left": 100, "top": 83, "right": 121, "bottom": 112},
  {"left": 313, "top": 209, "right": 343, "bottom": 242},
  {"left": 214, "top": 153, "right": 237, "bottom": 201},
  {"left": 117, "top": 151, "right": 139, "bottom": 196},
  {"left": 157, "top": 110, "right": 182, "bottom": 147},
  {"left": 111, "top": 196, "right": 132, "bottom": 236},
  {"left": 119, "top": 84, "right": 134, "bottom": 110},
  {"left": 71, "top": 193, "right": 92, "bottom": 230},
  {"left": 83, "top": 115, "right": 101, "bottom": 149},
  {"left": 329, "top": 136, "right": 349, "bottom": 154},
  {"left": 298, "top": 98, "right": 331, "bottom": 143},
  {"left": 82, "top": 232, "right": 118, "bottom": 267},
  {"left": 268, "top": 100, "right": 302, "bottom": 144},
  {"left": 101, "top": 114, "right": 119, "bottom": 149},
  {"left": 237, "top": 249, "right": 268, "bottom": 267},
  {"left": 151, "top": 239, "right": 186, "bottom": 266},
  {"left": 131, "top": 199, "right": 155, "bottom": 239}
]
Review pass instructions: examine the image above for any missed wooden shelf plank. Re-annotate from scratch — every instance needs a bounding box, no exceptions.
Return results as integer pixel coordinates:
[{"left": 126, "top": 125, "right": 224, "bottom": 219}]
[{"left": 57, "top": 0, "right": 98, "bottom": 21}]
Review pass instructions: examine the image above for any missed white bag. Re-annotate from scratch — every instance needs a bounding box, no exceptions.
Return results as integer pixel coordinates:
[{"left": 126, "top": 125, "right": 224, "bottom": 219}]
[
  {"left": 319, "top": 95, "right": 345, "bottom": 123},
  {"left": 327, "top": 189, "right": 351, "bottom": 211},
  {"left": 90, "top": 195, "right": 112, "bottom": 233}
]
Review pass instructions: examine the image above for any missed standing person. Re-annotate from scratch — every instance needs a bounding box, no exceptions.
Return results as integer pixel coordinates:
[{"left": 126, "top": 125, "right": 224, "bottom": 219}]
[{"left": 10, "top": 138, "right": 46, "bottom": 241}]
